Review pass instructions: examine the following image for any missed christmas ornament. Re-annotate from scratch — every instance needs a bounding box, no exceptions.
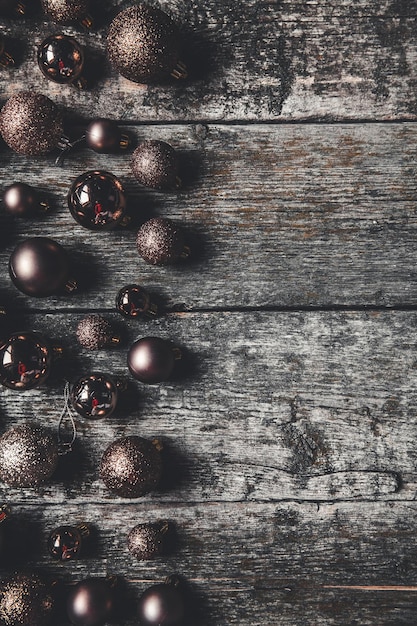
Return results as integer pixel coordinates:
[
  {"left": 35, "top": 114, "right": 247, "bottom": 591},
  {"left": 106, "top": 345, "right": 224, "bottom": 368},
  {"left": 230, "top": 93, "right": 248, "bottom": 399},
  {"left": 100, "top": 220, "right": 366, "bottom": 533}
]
[
  {"left": 67, "top": 170, "right": 128, "bottom": 231},
  {"left": 0, "top": 424, "right": 58, "bottom": 487},
  {"left": 137, "top": 576, "right": 185, "bottom": 626},
  {"left": 41, "top": 0, "right": 92, "bottom": 28},
  {"left": 0, "top": 36, "right": 14, "bottom": 67},
  {"left": 0, "top": 331, "right": 60, "bottom": 391},
  {"left": 9, "top": 237, "right": 77, "bottom": 297},
  {"left": 131, "top": 141, "right": 181, "bottom": 190},
  {"left": 66, "top": 576, "right": 119, "bottom": 626},
  {"left": 0, "top": 92, "right": 64, "bottom": 156},
  {"left": 127, "top": 521, "right": 170, "bottom": 560},
  {"left": 0, "top": 572, "right": 55, "bottom": 626},
  {"left": 3, "top": 183, "right": 49, "bottom": 217},
  {"left": 70, "top": 372, "right": 124, "bottom": 419},
  {"left": 127, "top": 337, "right": 181, "bottom": 384},
  {"left": 76, "top": 315, "right": 120, "bottom": 350},
  {"left": 100, "top": 436, "right": 162, "bottom": 498},
  {"left": 116, "top": 284, "right": 158, "bottom": 319},
  {"left": 107, "top": 5, "right": 187, "bottom": 84},
  {"left": 37, "top": 34, "right": 86, "bottom": 88},
  {"left": 48, "top": 523, "right": 91, "bottom": 561},
  {"left": 85, "top": 119, "right": 130, "bottom": 154},
  {"left": 136, "top": 218, "right": 189, "bottom": 265},
  {"left": 0, "top": 0, "right": 25, "bottom": 17}
]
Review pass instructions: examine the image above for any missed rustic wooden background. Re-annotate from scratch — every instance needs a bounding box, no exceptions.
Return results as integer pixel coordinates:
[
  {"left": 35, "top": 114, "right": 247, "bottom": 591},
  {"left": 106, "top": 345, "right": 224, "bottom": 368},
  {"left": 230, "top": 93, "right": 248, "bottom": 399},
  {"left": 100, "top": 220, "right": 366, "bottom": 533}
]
[{"left": 0, "top": 0, "right": 416, "bottom": 624}]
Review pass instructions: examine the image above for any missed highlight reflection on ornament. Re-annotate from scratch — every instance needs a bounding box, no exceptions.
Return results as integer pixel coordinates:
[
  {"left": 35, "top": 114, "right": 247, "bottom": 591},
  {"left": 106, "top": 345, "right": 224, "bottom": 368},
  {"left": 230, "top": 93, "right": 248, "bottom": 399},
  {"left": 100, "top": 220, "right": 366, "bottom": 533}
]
[
  {"left": 68, "top": 170, "right": 128, "bottom": 231},
  {"left": 71, "top": 373, "right": 124, "bottom": 419},
  {"left": 0, "top": 331, "right": 60, "bottom": 391},
  {"left": 37, "top": 34, "right": 86, "bottom": 88}
]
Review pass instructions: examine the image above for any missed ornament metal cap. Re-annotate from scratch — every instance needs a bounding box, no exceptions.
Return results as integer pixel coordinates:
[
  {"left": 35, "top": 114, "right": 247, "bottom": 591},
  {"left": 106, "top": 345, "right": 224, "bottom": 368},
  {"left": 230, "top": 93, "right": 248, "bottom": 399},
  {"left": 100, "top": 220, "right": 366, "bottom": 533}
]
[{"left": 171, "top": 60, "right": 187, "bottom": 80}]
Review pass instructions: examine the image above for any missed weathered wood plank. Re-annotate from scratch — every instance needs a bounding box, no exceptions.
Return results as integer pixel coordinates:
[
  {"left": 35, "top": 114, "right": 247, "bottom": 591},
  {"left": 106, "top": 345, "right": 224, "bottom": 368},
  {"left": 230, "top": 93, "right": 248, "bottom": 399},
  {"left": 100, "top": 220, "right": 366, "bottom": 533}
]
[
  {"left": 0, "top": 1, "right": 417, "bottom": 121},
  {"left": 0, "top": 310, "right": 415, "bottom": 504},
  {"left": 0, "top": 123, "right": 416, "bottom": 310}
]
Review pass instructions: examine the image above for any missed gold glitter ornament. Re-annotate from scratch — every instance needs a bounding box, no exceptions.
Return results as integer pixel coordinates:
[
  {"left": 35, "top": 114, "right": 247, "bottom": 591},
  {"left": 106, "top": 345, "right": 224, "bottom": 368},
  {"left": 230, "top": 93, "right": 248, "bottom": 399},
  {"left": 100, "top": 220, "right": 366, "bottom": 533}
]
[
  {"left": 0, "top": 573, "right": 55, "bottom": 626},
  {"left": 0, "top": 424, "right": 59, "bottom": 488},
  {"left": 107, "top": 4, "right": 187, "bottom": 84},
  {"left": 41, "top": 0, "right": 92, "bottom": 28},
  {"left": 0, "top": 92, "right": 63, "bottom": 156}
]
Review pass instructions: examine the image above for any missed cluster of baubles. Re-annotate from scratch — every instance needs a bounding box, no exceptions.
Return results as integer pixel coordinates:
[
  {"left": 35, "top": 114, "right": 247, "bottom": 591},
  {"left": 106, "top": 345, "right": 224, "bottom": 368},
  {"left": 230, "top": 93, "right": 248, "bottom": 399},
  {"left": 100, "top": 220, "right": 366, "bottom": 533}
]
[{"left": 0, "top": 2, "right": 195, "bottom": 625}]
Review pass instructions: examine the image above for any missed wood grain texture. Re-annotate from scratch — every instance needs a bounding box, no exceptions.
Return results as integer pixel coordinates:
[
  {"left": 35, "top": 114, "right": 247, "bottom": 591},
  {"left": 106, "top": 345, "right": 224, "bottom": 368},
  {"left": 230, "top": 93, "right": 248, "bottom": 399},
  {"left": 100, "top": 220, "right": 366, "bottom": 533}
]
[
  {"left": 0, "top": 0, "right": 417, "bottom": 121},
  {"left": 1, "top": 123, "right": 417, "bottom": 310}
]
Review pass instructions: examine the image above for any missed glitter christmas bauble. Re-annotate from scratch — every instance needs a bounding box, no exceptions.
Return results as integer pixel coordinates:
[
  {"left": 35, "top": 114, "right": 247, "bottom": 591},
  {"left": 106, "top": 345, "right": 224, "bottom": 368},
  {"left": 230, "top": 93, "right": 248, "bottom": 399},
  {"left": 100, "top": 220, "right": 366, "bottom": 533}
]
[
  {"left": 116, "top": 284, "right": 158, "bottom": 319},
  {"left": 127, "top": 521, "right": 170, "bottom": 560},
  {"left": 48, "top": 523, "right": 90, "bottom": 561},
  {"left": 9, "top": 237, "right": 75, "bottom": 297},
  {"left": 127, "top": 337, "right": 181, "bottom": 384},
  {"left": 107, "top": 5, "right": 186, "bottom": 84},
  {"left": 67, "top": 578, "right": 118, "bottom": 626},
  {"left": 0, "top": 424, "right": 58, "bottom": 487},
  {"left": 137, "top": 580, "right": 185, "bottom": 626},
  {"left": 131, "top": 141, "right": 180, "bottom": 190},
  {"left": 68, "top": 171, "right": 127, "bottom": 231},
  {"left": 136, "top": 218, "right": 188, "bottom": 266},
  {"left": 85, "top": 119, "right": 129, "bottom": 154},
  {"left": 41, "top": 0, "right": 91, "bottom": 26},
  {"left": 100, "top": 436, "right": 162, "bottom": 498},
  {"left": 0, "top": 331, "right": 54, "bottom": 391},
  {"left": 76, "top": 315, "right": 120, "bottom": 350},
  {"left": 3, "top": 183, "right": 49, "bottom": 217},
  {"left": 37, "top": 34, "right": 85, "bottom": 87},
  {"left": 71, "top": 372, "right": 119, "bottom": 419},
  {"left": 0, "top": 92, "right": 63, "bottom": 156},
  {"left": 0, "top": 573, "right": 55, "bottom": 626}
]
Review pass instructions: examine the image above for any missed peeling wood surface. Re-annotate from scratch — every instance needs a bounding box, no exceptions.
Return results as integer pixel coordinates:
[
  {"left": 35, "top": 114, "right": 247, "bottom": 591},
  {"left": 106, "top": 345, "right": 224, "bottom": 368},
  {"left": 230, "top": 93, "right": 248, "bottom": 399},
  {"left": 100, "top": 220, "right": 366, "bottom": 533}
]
[{"left": 0, "top": 0, "right": 416, "bottom": 624}]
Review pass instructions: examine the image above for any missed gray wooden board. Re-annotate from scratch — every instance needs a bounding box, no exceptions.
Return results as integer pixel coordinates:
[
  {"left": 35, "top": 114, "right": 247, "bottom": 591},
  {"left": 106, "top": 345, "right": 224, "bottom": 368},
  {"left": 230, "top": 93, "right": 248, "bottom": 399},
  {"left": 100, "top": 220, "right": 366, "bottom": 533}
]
[
  {"left": 1, "top": 123, "right": 417, "bottom": 310},
  {"left": 1, "top": 311, "right": 417, "bottom": 624},
  {"left": 1, "top": 0, "right": 417, "bottom": 121}
]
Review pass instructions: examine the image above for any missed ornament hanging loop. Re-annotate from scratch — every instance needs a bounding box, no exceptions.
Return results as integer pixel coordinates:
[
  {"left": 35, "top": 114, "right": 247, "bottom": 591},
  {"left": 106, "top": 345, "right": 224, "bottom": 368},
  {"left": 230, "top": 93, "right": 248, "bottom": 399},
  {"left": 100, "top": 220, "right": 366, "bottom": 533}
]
[
  {"left": 55, "top": 135, "right": 86, "bottom": 167},
  {"left": 57, "top": 381, "right": 77, "bottom": 455}
]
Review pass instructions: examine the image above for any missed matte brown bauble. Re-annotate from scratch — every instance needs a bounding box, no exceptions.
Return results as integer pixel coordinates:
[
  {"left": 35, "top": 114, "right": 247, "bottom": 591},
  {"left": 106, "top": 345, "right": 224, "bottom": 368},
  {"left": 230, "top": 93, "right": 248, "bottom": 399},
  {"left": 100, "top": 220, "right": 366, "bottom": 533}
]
[
  {"left": 9, "top": 237, "right": 75, "bottom": 297},
  {"left": 137, "top": 579, "right": 185, "bottom": 626},
  {"left": 66, "top": 577, "right": 117, "bottom": 626},
  {"left": 0, "top": 573, "right": 55, "bottom": 626},
  {"left": 41, "top": 0, "right": 92, "bottom": 27},
  {"left": 0, "top": 331, "right": 54, "bottom": 390},
  {"left": 127, "top": 521, "right": 170, "bottom": 560},
  {"left": 3, "top": 183, "right": 49, "bottom": 217},
  {"left": 0, "top": 92, "right": 63, "bottom": 156},
  {"left": 131, "top": 141, "right": 180, "bottom": 190},
  {"left": 127, "top": 337, "right": 180, "bottom": 384},
  {"left": 0, "top": 424, "right": 58, "bottom": 487},
  {"left": 100, "top": 436, "right": 162, "bottom": 498},
  {"left": 136, "top": 218, "right": 188, "bottom": 265},
  {"left": 86, "top": 119, "right": 129, "bottom": 153},
  {"left": 107, "top": 5, "right": 187, "bottom": 84},
  {"left": 76, "top": 315, "right": 120, "bottom": 350}
]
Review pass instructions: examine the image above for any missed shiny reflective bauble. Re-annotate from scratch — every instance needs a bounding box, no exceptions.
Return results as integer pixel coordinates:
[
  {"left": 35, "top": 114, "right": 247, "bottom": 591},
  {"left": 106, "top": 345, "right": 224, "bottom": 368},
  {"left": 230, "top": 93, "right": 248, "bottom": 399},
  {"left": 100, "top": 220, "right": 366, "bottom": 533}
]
[
  {"left": 137, "top": 582, "right": 185, "bottom": 626},
  {"left": 128, "top": 337, "right": 179, "bottom": 384},
  {"left": 37, "top": 34, "right": 84, "bottom": 85},
  {"left": 86, "top": 119, "right": 129, "bottom": 154},
  {"left": 66, "top": 577, "right": 117, "bottom": 626},
  {"left": 107, "top": 5, "right": 186, "bottom": 84},
  {"left": 131, "top": 141, "right": 180, "bottom": 190},
  {"left": 136, "top": 218, "right": 188, "bottom": 266},
  {"left": 127, "top": 521, "right": 169, "bottom": 560},
  {"left": 0, "top": 91, "right": 63, "bottom": 156},
  {"left": 9, "top": 237, "right": 72, "bottom": 297},
  {"left": 0, "top": 331, "right": 52, "bottom": 390},
  {"left": 100, "top": 436, "right": 162, "bottom": 498},
  {"left": 48, "top": 524, "right": 89, "bottom": 561},
  {"left": 41, "top": 0, "right": 91, "bottom": 26},
  {"left": 68, "top": 170, "right": 127, "bottom": 231},
  {"left": 0, "top": 572, "right": 55, "bottom": 626},
  {"left": 71, "top": 373, "right": 119, "bottom": 420},
  {"left": 3, "top": 183, "right": 48, "bottom": 217},
  {"left": 0, "top": 424, "right": 58, "bottom": 487},
  {"left": 116, "top": 284, "right": 157, "bottom": 319}
]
